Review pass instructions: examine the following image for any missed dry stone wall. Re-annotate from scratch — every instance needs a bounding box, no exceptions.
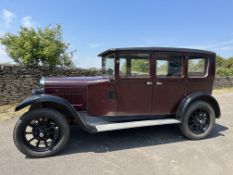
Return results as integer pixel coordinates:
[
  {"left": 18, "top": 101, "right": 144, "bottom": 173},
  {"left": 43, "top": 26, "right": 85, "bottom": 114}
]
[
  {"left": 0, "top": 65, "right": 102, "bottom": 105},
  {"left": 214, "top": 77, "right": 233, "bottom": 88}
]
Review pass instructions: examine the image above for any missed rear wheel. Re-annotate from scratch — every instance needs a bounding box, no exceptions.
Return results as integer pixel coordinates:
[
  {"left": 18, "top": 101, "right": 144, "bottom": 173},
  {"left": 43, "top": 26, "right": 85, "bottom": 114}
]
[
  {"left": 13, "top": 108, "right": 70, "bottom": 158},
  {"left": 180, "top": 101, "right": 215, "bottom": 140}
]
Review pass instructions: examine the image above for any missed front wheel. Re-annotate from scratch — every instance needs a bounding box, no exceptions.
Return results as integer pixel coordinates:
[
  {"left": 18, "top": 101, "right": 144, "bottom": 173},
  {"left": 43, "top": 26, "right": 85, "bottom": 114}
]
[
  {"left": 180, "top": 101, "right": 216, "bottom": 140},
  {"left": 13, "top": 108, "right": 70, "bottom": 158}
]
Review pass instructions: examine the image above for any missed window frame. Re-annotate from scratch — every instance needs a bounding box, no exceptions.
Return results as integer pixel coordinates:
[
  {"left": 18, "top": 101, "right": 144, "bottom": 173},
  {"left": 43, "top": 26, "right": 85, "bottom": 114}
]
[
  {"left": 187, "top": 56, "right": 208, "bottom": 78},
  {"left": 102, "top": 53, "right": 116, "bottom": 79},
  {"left": 117, "top": 52, "right": 152, "bottom": 79},
  {"left": 154, "top": 53, "right": 185, "bottom": 79}
]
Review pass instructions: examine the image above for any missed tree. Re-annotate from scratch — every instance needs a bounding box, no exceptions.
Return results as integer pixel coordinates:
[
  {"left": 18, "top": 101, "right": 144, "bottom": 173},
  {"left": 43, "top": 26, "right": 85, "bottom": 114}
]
[
  {"left": 223, "top": 57, "right": 233, "bottom": 68},
  {"left": 131, "top": 59, "right": 149, "bottom": 73},
  {"left": 0, "top": 24, "right": 74, "bottom": 68},
  {"left": 217, "top": 67, "right": 233, "bottom": 76},
  {"left": 216, "top": 55, "right": 225, "bottom": 67},
  {"left": 215, "top": 55, "right": 233, "bottom": 76}
]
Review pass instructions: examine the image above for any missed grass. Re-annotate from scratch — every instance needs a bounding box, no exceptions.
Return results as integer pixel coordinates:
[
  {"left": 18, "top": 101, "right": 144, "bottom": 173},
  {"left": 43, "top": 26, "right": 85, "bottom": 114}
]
[
  {"left": 213, "top": 87, "right": 233, "bottom": 95},
  {"left": 0, "top": 87, "right": 233, "bottom": 121},
  {"left": 0, "top": 104, "right": 29, "bottom": 121}
]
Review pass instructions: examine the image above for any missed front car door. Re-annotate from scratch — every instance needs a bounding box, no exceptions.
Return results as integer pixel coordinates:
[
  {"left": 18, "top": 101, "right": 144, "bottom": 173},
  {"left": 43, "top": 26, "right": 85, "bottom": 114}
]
[
  {"left": 152, "top": 52, "right": 186, "bottom": 115},
  {"left": 114, "top": 52, "right": 153, "bottom": 116}
]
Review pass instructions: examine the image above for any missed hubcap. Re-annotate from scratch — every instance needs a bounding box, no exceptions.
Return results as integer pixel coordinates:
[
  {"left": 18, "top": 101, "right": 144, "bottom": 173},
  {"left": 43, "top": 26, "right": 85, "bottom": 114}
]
[{"left": 39, "top": 132, "right": 44, "bottom": 138}]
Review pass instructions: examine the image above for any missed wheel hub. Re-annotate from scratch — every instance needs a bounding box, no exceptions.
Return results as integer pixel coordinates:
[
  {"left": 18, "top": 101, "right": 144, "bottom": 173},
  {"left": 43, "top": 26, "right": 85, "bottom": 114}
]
[
  {"left": 24, "top": 117, "right": 60, "bottom": 151},
  {"left": 33, "top": 127, "right": 47, "bottom": 139},
  {"left": 39, "top": 132, "right": 45, "bottom": 138},
  {"left": 188, "top": 109, "right": 210, "bottom": 135},
  {"left": 198, "top": 119, "right": 205, "bottom": 124}
]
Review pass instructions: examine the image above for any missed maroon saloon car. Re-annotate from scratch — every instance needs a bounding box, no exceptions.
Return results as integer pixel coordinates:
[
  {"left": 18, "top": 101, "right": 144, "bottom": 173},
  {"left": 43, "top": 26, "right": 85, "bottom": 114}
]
[{"left": 13, "top": 47, "right": 221, "bottom": 157}]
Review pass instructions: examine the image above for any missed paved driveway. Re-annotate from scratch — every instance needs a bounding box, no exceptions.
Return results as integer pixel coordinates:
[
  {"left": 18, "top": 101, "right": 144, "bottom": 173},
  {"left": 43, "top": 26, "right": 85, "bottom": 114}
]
[{"left": 0, "top": 93, "right": 233, "bottom": 175}]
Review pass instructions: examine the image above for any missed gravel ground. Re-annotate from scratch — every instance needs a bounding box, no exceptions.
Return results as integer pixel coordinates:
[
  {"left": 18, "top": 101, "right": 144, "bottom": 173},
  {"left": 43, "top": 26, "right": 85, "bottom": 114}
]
[{"left": 0, "top": 93, "right": 233, "bottom": 175}]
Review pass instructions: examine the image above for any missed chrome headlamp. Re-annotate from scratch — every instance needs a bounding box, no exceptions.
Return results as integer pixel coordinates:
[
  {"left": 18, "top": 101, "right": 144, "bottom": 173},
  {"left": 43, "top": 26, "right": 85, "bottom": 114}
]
[
  {"left": 32, "top": 77, "right": 45, "bottom": 95},
  {"left": 39, "top": 77, "right": 46, "bottom": 88}
]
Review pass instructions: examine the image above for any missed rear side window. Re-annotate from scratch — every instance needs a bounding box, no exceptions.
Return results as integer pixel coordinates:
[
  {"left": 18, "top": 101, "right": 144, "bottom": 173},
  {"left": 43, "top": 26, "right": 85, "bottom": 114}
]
[
  {"left": 188, "top": 58, "right": 206, "bottom": 77},
  {"left": 156, "top": 56, "right": 182, "bottom": 77}
]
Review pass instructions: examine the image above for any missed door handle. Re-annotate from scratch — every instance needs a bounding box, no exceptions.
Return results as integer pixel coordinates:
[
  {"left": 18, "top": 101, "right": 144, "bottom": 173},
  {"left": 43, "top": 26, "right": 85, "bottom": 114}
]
[
  {"left": 146, "top": 81, "right": 153, "bottom": 85},
  {"left": 156, "top": 81, "right": 163, "bottom": 85}
]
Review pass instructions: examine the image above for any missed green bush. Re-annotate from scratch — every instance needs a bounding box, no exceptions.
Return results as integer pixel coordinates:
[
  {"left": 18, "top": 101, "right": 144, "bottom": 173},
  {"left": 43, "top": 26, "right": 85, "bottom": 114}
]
[
  {"left": 216, "top": 56, "right": 233, "bottom": 76},
  {"left": 217, "top": 67, "right": 233, "bottom": 76}
]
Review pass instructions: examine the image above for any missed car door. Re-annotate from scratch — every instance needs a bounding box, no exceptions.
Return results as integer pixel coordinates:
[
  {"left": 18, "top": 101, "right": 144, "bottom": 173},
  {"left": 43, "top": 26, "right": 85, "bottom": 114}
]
[
  {"left": 114, "top": 53, "right": 153, "bottom": 116},
  {"left": 152, "top": 53, "right": 186, "bottom": 115},
  {"left": 185, "top": 54, "right": 214, "bottom": 94}
]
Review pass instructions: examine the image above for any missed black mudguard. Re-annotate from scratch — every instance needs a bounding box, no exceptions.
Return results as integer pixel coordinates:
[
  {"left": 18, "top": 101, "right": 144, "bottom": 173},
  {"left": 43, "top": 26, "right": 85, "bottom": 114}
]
[
  {"left": 15, "top": 94, "right": 97, "bottom": 133},
  {"left": 176, "top": 92, "right": 221, "bottom": 119}
]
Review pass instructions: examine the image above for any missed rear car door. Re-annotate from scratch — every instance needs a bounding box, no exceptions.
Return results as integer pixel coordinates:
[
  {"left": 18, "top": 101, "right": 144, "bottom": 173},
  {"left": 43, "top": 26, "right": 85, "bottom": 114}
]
[{"left": 152, "top": 53, "right": 186, "bottom": 115}]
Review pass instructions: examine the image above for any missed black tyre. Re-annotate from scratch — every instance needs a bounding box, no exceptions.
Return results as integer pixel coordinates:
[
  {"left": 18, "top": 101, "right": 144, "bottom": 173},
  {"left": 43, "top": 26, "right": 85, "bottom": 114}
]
[
  {"left": 180, "top": 101, "right": 215, "bottom": 140},
  {"left": 13, "top": 108, "right": 70, "bottom": 158}
]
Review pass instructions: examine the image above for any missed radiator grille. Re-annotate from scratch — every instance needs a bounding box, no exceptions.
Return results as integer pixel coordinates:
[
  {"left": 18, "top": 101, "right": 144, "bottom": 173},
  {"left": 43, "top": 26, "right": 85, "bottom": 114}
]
[{"left": 45, "top": 88, "right": 87, "bottom": 110}]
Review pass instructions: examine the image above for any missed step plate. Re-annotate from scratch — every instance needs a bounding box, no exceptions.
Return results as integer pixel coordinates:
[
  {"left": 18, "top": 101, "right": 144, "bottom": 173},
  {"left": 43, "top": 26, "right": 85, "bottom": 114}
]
[{"left": 93, "top": 119, "right": 181, "bottom": 132}]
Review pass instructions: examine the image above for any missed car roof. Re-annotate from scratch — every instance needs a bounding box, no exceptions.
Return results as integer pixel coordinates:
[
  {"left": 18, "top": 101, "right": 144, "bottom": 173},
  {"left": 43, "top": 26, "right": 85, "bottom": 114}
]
[{"left": 98, "top": 47, "right": 216, "bottom": 57}]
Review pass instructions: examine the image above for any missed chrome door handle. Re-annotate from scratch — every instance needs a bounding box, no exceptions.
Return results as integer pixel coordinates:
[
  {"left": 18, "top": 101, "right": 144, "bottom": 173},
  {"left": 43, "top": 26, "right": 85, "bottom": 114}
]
[
  {"left": 146, "top": 81, "right": 153, "bottom": 85},
  {"left": 156, "top": 81, "right": 163, "bottom": 85}
]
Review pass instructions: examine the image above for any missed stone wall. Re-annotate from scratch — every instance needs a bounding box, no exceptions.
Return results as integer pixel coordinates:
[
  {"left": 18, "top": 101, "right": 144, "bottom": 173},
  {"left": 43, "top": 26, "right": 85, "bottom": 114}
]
[
  {"left": 0, "top": 65, "right": 233, "bottom": 105},
  {"left": 0, "top": 65, "right": 102, "bottom": 105},
  {"left": 214, "top": 77, "right": 233, "bottom": 88}
]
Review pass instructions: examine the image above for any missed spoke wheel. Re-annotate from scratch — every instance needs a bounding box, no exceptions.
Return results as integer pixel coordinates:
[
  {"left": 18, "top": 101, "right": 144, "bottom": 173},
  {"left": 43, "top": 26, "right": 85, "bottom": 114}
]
[
  {"left": 13, "top": 108, "right": 70, "bottom": 158},
  {"left": 24, "top": 117, "right": 60, "bottom": 152},
  {"left": 179, "top": 101, "right": 216, "bottom": 140}
]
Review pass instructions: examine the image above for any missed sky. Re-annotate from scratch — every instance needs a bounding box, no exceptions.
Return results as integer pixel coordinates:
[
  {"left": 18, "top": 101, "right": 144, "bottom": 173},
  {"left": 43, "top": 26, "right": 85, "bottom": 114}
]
[{"left": 0, "top": 0, "right": 233, "bottom": 68}]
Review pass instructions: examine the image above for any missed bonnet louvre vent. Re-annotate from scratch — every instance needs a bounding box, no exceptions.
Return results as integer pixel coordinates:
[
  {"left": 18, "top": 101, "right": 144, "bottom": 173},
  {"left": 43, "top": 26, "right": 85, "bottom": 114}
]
[{"left": 45, "top": 88, "right": 87, "bottom": 110}]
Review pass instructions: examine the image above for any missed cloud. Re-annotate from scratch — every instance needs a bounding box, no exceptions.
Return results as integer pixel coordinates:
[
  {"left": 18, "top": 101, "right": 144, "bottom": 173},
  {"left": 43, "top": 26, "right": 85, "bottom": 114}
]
[
  {"left": 1, "top": 9, "right": 15, "bottom": 25},
  {"left": 0, "top": 45, "right": 13, "bottom": 64},
  {"left": 21, "top": 16, "right": 34, "bottom": 28},
  {"left": 0, "top": 9, "right": 15, "bottom": 63},
  {"left": 0, "top": 11, "right": 37, "bottom": 64}
]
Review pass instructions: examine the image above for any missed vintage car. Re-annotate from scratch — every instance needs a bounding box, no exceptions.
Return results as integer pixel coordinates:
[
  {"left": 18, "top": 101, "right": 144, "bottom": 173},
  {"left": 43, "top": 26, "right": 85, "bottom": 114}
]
[{"left": 13, "top": 47, "right": 221, "bottom": 157}]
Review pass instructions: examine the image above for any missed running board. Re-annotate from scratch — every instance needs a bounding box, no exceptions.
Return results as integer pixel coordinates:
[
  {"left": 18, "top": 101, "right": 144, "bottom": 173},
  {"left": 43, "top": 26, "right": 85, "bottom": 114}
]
[{"left": 92, "top": 119, "right": 181, "bottom": 132}]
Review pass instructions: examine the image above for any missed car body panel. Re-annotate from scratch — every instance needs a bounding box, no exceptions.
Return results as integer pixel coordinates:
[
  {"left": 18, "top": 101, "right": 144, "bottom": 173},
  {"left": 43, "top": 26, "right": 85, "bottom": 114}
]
[
  {"left": 87, "top": 80, "right": 117, "bottom": 116},
  {"left": 44, "top": 76, "right": 108, "bottom": 111},
  {"left": 17, "top": 47, "right": 217, "bottom": 119}
]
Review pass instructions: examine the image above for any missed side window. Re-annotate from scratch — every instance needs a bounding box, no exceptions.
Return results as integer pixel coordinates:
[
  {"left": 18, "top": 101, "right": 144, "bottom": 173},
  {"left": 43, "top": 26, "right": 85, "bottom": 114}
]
[
  {"left": 119, "top": 54, "right": 150, "bottom": 78},
  {"left": 156, "top": 57, "right": 182, "bottom": 77},
  {"left": 102, "top": 54, "right": 115, "bottom": 76},
  {"left": 188, "top": 58, "right": 206, "bottom": 77}
]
